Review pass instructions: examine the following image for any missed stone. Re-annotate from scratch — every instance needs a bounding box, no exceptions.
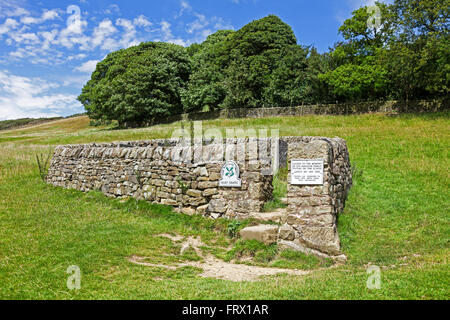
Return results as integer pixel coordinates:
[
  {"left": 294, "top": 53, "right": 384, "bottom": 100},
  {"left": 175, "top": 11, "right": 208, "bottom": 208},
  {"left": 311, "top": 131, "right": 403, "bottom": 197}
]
[
  {"left": 189, "top": 197, "right": 207, "bottom": 206},
  {"left": 210, "top": 212, "right": 221, "bottom": 219},
  {"left": 249, "top": 209, "right": 287, "bottom": 223},
  {"left": 278, "top": 225, "right": 295, "bottom": 241},
  {"left": 207, "top": 199, "right": 228, "bottom": 214},
  {"left": 286, "top": 213, "right": 335, "bottom": 226},
  {"left": 156, "top": 191, "right": 170, "bottom": 199},
  {"left": 196, "top": 204, "right": 209, "bottom": 215},
  {"left": 203, "top": 188, "right": 218, "bottom": 197},
  {"left": 182, "top": 207, "right": 196, "bottom": 215},
  {"left": 193, "top": 167, "right": 208, "bottom": 176},
  {"left": 161, "top": 198, "right": 177, "bottom": 206},
  {"left": 198, "top": 181, "right": 218, "bottom": 189},
  {"left": 209, "top": 172, "right": 221, "bottom": 181},
  {"left": 239, "top": 224, "right": 279, "bottom": 245},
  {"left": 186, "top": 189, "right": 202, "bottom": 198},
  {"left": 298, "top": 225, "right": 341, "bottom": 255}
]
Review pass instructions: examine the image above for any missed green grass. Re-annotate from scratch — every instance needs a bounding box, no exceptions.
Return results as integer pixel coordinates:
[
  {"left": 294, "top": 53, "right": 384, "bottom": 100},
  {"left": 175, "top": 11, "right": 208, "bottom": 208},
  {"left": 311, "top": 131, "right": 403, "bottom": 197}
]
[
  {"left": 264, "top": 165, "right": 288, "bottom": 211},
  {"left": 224, "top": 240, "right": 279, "bottom": 264},
  {"left": 0, "top": 112, "right": 449, "bottom": 299},
  {"left": 270, "top": 250, "right": 333, "bottom": 270}
]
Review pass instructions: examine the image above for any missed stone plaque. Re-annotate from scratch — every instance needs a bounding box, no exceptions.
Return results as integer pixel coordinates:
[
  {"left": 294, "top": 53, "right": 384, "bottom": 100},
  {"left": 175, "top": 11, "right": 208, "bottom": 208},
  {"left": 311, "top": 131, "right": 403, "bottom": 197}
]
[
  {"left": 291, "top": 159, "right": 324, "bottom": 185},
  {"left": 219, "top": 160, "right": 242, "bottom": 187}
]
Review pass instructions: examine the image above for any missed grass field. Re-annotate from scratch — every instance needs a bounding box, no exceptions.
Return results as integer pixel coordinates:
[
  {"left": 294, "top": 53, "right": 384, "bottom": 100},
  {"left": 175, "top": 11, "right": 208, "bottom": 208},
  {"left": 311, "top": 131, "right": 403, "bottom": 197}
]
[{"left": 0, "top": 113, "right": 448, "bottom": 299}]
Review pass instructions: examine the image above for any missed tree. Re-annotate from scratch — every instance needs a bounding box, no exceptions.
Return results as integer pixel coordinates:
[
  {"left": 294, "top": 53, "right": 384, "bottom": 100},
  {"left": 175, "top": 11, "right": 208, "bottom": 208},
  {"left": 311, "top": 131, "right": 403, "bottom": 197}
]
[
  {"left": 181, "top": 30, "right": 234, "bottom": 112},
  {"left": 380, "top": 0, "right": 450, "bottom": 101},
  {"left": 263, "top": 44, "right": 309, "bottom": 107},
  {"left": 320, "top": 2, "right": 393, "bottom": 102},
  {"left": 183, "top": 15, "right": 310, "bottom": 110},
  {"left": 394, "top": 0, "right": 449, "bottom": 36},
  {"left": 222, "top": 15, "right": 307, "bottom": 108},
  {"left": 304, "top": 47, "right": 332, "bottom": 103},
  {"left": 319, "top": 63, "right": 387, "bottom": 101},
  {"left": 377, "top": 0, "right": 450, "bottom": 102},
  {"left": 78, "top": 42, "right": 190, "bottom": 127},
  {"left": 338, "top": 1, "right": 394, "bottom": 58}
]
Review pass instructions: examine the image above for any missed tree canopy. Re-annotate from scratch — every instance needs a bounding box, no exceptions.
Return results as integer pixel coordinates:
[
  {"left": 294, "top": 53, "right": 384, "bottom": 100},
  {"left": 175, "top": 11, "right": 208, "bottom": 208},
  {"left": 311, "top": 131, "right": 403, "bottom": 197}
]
[
  {"left": 78, "top": 1, "right": 449, "bottom": 127},
  {"left": 78, "top": 42, "right": 190, "bottom": 127}
]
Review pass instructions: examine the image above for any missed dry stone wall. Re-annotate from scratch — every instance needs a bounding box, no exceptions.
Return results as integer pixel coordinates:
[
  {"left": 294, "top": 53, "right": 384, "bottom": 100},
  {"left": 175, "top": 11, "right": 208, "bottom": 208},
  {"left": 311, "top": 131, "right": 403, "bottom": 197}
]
[
  {"left": 47, "top": 136, "right": 352, "bottom": 261},
  {"left": 47, "top": 138, "right": 276, "bottom": 219},
  {"left": 150, "top": 99, "right": 448, "bottom": 126}
]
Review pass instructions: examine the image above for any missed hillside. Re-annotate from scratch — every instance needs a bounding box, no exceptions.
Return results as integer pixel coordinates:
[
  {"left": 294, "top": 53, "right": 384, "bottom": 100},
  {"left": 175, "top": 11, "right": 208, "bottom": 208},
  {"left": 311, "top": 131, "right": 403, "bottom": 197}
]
[
  {"left": 0, "top": 113, "right": 448, "bottom": 299},
  {"left": 0, "top": 117, "right": 63, "bottom": 131}
]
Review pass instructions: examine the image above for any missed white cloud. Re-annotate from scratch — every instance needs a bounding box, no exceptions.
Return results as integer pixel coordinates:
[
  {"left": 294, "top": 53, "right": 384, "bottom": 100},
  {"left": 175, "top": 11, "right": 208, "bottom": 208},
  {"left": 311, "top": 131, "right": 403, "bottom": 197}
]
[
  {"left": 185, "top": 15, "right": 233, "bottom": 44},
  {"left": 74, "top": 60, "right": 98, "bottom": 73},
  {"left": 20, "top": 9, "right": 59, "bottom": 25},
  {"left": 57, "top": 6, "right": 88, "bottom": 49},
  {"left": 91, "top": 19, "right": 117, "bottom": 49},
  {"left": 0, "top": 2, "right": 231, "bottom": 66},
  {"left": 62, "top": 74, "right": 91, "bottom": 87},
  {"left": 0, "top": 18, "right": 19, "bottom": 35},
  {"left": 133, "top": 15, "right": 152, "bottom": 28},
  {"left": 103, "top": 4, "right": 120, "bottom": 15},
  {"left": 115, "top": 18, "right": 140, "bottom": 48},
  {"left": 175, "top": 0, "right": 192, "bottom": 18},
  {"left": 0, "top": 1, "right": 29, "bottom": 18},
  {"left": 10, "top": 32, "right": 40, "bottom": 44},
  {"left": 337, "top": 0, "right": 394, "bottom": 23},
  {"left": 4, "top": 7, "right": 29, "bottom": 18},
  {"left": 39, "top": 29, "right": 58, "bottom": 50},
  {"left": 186, "top": 13, "right": 208, "bottom": 34},
  {"left": 0, "top": 70, "right": 80, "bottom": 120},
  {"left": 179, "top": 2, "right": 234, "bottom": 44},
  {"left": 159, "top": 20, "right": 187, "bottom": 46}
]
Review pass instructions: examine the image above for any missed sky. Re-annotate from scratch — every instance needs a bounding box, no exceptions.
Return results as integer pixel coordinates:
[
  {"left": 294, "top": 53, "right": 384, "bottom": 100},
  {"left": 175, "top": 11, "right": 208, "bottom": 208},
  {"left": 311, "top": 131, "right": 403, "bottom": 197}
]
[{"left": 0, "top": 0, "right": 384, "bottom": 120}]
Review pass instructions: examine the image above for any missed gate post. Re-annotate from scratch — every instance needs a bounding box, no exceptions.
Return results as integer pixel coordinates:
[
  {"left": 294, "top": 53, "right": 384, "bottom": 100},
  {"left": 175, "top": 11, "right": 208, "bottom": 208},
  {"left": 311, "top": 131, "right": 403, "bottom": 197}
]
[{"left": 278, "top": 137, "right": 352, "bottom": 262}]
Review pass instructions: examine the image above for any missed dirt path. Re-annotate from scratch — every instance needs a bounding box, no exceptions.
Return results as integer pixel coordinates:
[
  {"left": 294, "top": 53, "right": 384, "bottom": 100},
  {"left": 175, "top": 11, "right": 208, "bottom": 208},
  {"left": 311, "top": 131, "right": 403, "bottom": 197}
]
[{"left": 128, "top": 234, "right": 309, "bottom": 282}]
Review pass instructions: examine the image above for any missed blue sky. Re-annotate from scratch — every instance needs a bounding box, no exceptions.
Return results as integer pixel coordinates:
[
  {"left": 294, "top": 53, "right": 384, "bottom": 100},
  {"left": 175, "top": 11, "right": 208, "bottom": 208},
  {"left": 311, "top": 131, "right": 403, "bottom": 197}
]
[{"left": 0, "top": 0, "right": 384, "bottom": 120}]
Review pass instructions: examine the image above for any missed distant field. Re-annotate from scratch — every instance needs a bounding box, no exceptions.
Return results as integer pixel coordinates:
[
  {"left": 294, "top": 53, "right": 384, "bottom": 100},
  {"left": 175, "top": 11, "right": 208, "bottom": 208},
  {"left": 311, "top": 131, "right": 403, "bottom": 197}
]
[
  {"left": 0, "top": 113, "right": 448, "bottom": 299},
  {"left": 0, "top": 117, "right": 64, "bottom": 131}
]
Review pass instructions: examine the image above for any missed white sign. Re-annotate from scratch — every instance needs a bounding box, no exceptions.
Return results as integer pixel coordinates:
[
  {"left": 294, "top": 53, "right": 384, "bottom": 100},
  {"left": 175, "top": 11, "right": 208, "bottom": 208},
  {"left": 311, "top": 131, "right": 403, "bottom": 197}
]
[
  {"left": 219, "top": 161, "right": 242, "bottom": 187},
  {"left": 291, "top": 159, "right": 324, "bottom": 185}
]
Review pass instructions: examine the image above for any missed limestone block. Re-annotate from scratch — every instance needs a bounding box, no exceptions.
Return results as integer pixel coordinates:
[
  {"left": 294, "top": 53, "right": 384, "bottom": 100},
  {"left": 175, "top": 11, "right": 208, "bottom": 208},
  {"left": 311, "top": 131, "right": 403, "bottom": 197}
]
[
  {"left": 161, "top": 198, "right": 177, "bottom": 206},
  {"left": 207, "top": 199, "right": 228, "bottom": 214},
  {"left": 182, "top": 207, "right": 196, "bottom": 215},
  {"left": 286, "top": 213, "right": 335, "bottom": 227},
  {"left": 203, "top": 188, "right": 218, "bottom": 197},
  {"left": 278, "top": 224, "right": 295, "bottom": 241},
  {"left": 196, "top": 204, "right": 209, "bottom": 215},
  {"left": 298, "top": 225, "right": 341, "bottom": 255},
  {"left": 193, "top": 167, "right": 208, "bottom": 176},
  {"left": 186, "top": 189, "right": 202, "bottom": 198},
  {"left": 239, "top": 225, "right": 279, "bottom": 245},
  {"left": 198, "top": 181, "right": 218, "bottom": 189}
]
